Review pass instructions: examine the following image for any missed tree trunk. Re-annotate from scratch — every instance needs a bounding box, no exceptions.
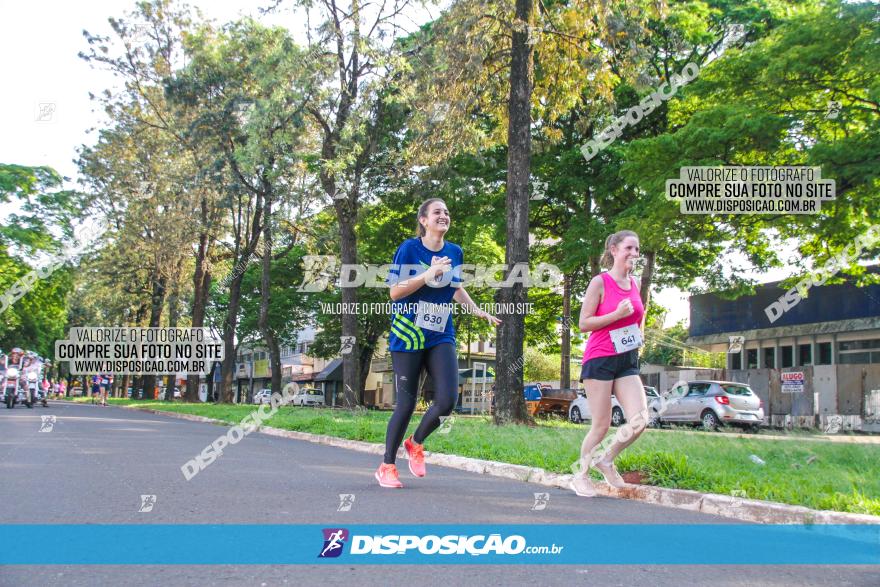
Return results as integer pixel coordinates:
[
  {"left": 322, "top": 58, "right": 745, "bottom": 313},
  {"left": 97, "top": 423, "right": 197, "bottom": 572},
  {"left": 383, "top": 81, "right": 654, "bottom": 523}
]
[
  {"left": 206, "top": 360, "right": 217, "bottom": 402},
  {"left": 358, "top": 343, "right": 373, "bottom": 407},
  {"left": 640, "top": 250, "right": 655, "bottom": 309},
  {"left": 466, "top": 317, "right": 472, "bottom": 363},
  {"left": 141, "top": 271, "right": 166, "bottom": 400},
  {"left": 167, "top": 277, "right": 181, "bottom": 400},
  {"left": 220, "top": 275, "right": 242, "bottom": 404},
  {"left": 494, "top": 0, "right": 534, "bottom": 425},
  {"left": 560, "top": 272, "right": 572, "bottom": 389},
  {"left": 186, "top": 225, "right": 212, "bottom": 402},
  {"left": 219, "top": 187, "right": 263, "bottom": 403},
  {"left": 130, "top": 302, "right": 148, "bottom": 398},
  {"left": 337, "top": 194, "right": 360, "bottom": 408},
  {"left": 258, "top": 181, "right": 283, "bottom": 397}
]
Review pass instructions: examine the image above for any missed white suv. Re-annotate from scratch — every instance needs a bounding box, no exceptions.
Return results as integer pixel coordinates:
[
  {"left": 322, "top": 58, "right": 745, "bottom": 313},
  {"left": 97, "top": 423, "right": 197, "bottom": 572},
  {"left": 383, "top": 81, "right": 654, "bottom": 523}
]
[{"left": 253, "top": 389, "right": 272, "bottom": 404}]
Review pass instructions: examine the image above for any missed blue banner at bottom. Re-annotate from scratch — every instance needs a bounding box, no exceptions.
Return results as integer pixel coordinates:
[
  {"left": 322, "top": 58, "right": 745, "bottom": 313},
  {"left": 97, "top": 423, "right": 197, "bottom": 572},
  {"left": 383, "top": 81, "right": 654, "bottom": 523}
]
[{"left": 1, "top": 524, "right": 877, "bottom": 565}]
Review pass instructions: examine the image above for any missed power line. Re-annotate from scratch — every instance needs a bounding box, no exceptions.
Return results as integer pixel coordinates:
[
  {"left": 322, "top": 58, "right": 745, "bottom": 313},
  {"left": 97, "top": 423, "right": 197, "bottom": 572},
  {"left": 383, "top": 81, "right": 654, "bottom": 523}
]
[{"left": 644, "top": 329, "right": 714, "bottom": 355}]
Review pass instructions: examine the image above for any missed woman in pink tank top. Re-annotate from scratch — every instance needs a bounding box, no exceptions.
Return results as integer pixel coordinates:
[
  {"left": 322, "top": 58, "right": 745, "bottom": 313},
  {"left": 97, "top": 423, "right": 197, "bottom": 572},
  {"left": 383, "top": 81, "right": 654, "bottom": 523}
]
[{"left": 570, "top": 230, "right": 649, "bottom": 497}]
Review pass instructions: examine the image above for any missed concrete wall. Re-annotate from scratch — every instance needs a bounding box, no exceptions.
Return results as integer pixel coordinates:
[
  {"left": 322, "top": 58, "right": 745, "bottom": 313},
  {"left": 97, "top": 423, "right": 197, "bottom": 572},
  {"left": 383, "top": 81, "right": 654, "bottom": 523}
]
[
  {"left": 837, "top": 365, "right": 863, "bottom": 415},
  {"left": 814, "top": 365, "right": 838, "bottom": 416},
  {"left": 725, "top": 364, "right": 880, "bottom": 432},
  {"left": 647, "top": 363, "right": 879, "bottom": 431}
]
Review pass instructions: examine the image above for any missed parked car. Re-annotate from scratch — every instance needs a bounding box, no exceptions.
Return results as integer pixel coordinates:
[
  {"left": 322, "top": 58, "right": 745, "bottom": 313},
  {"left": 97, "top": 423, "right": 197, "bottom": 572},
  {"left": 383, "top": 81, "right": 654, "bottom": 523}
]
[
  {"left": 159, "top": 387, "right": 181, "bottom": 400},
  {"left": 656, "top": 380, "right": 764, "bottom": 430},
  {"left": 253, "top": 389, "right": 272, "bottom": 404},
  {"left": 526, "top": 384, "right": 577, "bottom": 417},
  {"left": 71, "top": 386, "right": 83, "bottom": 397},
  {"left": 569, "top": 385, "right": 663, "bottom": 427},
  {"left": 292, "top": 387, "right": 324, "bottom": 406}
]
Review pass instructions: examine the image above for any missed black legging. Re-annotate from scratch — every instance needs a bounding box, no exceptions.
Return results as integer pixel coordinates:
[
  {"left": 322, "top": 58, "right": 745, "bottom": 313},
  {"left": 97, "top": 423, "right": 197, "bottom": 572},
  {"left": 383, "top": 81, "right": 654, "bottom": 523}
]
[{"left": 383, "top": 343, "right": 459, "bottom": 464}]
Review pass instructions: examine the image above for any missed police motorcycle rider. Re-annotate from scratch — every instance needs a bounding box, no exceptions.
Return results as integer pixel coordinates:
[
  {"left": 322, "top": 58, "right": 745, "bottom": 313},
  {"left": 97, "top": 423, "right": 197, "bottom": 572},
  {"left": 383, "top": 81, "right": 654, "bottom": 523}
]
[
  {"left": 3, "top": 348, "right": 27, "bottom": 409},
  {"left": 22, "top": 352, "right": 47, "bottom": 407}
]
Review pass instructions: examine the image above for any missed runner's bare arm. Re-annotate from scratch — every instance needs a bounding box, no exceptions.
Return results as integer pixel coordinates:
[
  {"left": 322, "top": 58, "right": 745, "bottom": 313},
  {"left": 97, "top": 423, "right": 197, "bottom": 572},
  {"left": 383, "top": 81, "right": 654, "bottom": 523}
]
[
  {"left": 453, "top": 287, "right": 502, "bottom": 326},
  {"left": 389, "top": 256, "right": 451, "bottom": 301},
  {"left": 633, "top": 275, "right": 647, "bottom": 333}
]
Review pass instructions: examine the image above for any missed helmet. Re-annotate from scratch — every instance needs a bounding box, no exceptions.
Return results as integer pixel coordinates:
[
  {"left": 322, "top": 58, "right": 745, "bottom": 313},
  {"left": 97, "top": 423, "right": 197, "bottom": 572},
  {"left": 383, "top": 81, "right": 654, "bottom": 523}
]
[{"left": 11, "top": 348, "right": 23, "bottom": 354}]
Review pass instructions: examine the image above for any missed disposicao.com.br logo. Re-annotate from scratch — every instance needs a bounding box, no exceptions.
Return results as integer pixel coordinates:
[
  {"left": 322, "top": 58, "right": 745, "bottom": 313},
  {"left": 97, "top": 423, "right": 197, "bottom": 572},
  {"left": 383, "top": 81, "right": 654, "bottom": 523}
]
[
  {"left": 318, "top": 528, "right": 349, "bottom": 558},
  {"left": 319, "top": 529, "right": 563, "bottom": 558}
]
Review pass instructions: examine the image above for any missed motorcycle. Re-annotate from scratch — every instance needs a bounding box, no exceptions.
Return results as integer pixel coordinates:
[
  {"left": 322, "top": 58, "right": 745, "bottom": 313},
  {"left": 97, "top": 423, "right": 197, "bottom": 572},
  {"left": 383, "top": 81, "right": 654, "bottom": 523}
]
[
  {"left": 4, "top": 367, "right": 32, "bottom": 408},
  {"left": 28, "top": 371, "right": 47, "bottom": 407},
  {"left": 18, "top": 352, "right": 48, "bottom": 409},
  {"left": 2, "top": 349, "right": 29, "bottom": 409},
  {"left": 3, "top": 367, "right": 21, "bottom": 409}
]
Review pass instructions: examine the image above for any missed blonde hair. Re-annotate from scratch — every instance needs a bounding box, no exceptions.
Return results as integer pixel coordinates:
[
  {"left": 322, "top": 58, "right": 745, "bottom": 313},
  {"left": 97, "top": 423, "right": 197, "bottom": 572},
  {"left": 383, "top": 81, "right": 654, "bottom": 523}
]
[
  {"left": 600, "top": 230, "right": 639, "bottom": 269},
  {"left": 415, "top": 198, "right": 447, "bottom": 237}
]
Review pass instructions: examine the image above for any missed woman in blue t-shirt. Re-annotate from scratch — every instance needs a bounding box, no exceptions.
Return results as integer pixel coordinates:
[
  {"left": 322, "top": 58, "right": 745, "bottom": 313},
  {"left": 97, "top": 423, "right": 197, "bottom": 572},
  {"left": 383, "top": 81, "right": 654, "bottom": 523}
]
[{"left": 375, "top": 198, "right": 501, "bottom": 488}]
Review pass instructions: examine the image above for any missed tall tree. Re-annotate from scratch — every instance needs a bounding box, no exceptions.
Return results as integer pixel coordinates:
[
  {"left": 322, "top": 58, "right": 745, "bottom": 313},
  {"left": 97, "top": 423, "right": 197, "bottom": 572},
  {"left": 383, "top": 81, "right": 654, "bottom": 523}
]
[
  {"left": 282, "top": 0, "right": 434, "bottom": 404},
  {"left": 80, "top": 0, "right": 228, "bottom": 401},
  {"left": 167, "top": 18, "right": 318, "bottom": 401},
  {"left": 0, "top": 163, "right": 78, "bottom": 355},
  {"left": 493, "top": 0, "right": 536, "bottom": 424},
  {"left": 77, "top": 100, "right": 197, "bottom": 398},
  {"left": 400, "top": 0, "right": 661, "bottom": 421},
  {"left": 621, "top": 0, "right": 879, "bottom": 301}
]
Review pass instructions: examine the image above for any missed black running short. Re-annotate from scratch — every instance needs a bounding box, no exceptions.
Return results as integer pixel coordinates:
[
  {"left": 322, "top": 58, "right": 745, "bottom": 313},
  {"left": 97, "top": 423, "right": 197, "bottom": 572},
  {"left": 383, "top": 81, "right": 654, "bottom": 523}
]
[{"left": 580, "top": 349, "right": 640, "bottom": 381}]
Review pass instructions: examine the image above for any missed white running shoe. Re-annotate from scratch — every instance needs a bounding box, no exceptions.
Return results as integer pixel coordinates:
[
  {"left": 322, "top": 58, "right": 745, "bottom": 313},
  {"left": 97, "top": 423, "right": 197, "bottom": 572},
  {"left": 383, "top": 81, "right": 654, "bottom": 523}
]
[
  {"left": 592, "top": 457, "right": 627, "bottom": 489},
  {"left": 570, "top": 474, "right": 597, "bottom": 497}
]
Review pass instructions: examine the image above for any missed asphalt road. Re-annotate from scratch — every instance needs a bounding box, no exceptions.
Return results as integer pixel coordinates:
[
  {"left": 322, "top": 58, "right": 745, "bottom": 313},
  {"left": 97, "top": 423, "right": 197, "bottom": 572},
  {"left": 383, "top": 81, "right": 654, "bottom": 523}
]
[{"left": 0, "top": 401, "right": 875, "bottom": 586}]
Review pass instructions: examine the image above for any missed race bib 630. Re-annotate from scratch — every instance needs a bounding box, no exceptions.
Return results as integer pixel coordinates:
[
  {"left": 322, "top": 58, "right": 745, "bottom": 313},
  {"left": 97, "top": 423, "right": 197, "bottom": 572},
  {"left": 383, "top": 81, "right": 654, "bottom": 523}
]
[{"left": 414, "top": 301, "right": 451, "bottom": 333}]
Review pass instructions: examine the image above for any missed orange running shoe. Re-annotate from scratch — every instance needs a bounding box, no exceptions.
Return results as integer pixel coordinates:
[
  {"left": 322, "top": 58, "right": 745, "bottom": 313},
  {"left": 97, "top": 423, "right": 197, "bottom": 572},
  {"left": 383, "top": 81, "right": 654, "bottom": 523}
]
[
  {"left": 404, "top": 436, "right": 426, "bottom": 477},
  {"left": 375, "top": 463, "right": 403, "bottom": 488}
]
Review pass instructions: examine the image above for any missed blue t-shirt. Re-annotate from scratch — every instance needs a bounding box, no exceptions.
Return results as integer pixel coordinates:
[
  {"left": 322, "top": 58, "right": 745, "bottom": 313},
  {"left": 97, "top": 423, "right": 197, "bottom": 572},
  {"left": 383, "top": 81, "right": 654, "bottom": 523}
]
[{"left": 386, "top": 238, "right": 463, "bottom": 352}]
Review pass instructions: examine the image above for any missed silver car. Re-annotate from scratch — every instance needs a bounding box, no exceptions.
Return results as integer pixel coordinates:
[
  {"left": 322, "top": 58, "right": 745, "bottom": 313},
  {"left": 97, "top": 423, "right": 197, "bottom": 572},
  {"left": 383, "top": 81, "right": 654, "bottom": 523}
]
[{"left": 658, "top": 380, "right": 764, "bottom": 430}]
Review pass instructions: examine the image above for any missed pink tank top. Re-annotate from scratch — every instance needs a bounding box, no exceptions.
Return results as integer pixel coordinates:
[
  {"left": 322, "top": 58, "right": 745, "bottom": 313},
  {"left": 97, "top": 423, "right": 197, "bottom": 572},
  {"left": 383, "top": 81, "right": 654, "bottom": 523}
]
[{"left": 582, "top": 272, "right": 645, "bottom": 363}]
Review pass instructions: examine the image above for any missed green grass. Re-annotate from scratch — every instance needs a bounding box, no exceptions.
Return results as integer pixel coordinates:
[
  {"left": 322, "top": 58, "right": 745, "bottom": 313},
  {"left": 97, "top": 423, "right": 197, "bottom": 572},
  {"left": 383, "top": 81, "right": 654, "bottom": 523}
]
[{"left": 73, "top": 398, "right": 880, "bottom": 516}]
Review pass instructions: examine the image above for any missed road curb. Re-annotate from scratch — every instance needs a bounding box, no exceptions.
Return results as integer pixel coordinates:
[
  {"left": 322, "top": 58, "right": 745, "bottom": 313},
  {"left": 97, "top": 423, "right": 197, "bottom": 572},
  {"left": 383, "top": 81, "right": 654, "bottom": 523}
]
[{"left": 110, "top": 402, "right": 880, "bottom": 525}]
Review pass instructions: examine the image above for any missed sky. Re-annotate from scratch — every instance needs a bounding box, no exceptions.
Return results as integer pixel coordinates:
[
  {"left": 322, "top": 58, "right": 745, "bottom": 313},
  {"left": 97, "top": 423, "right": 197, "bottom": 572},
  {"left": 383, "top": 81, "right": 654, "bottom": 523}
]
[
  {"left": 0, "top": 0, "right": 800, "bottom": 328},
  {"left": 0, "top": 0, "right": 319, "bottom": 182}
]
